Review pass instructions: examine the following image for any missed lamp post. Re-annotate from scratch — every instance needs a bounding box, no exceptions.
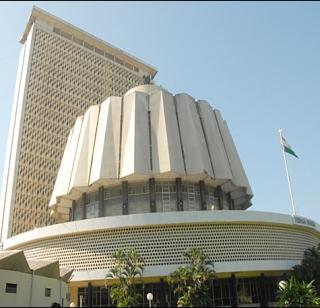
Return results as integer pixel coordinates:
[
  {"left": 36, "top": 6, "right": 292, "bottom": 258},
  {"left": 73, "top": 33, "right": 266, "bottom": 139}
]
[
  {"left": 147, "top": 292, "right": 153, "bottom": 308},
  {"left": 279, "top": 280, "right": 287, "bottom": 290}
]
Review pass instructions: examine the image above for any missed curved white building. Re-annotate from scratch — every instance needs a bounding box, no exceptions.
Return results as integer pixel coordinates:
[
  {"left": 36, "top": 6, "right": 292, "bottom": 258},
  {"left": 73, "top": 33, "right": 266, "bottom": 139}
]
[
  {"left": 49, "top": 84, "right": 252, "bottom": 223},
  {"left": 2, "top": 84, "right": 320, "bottom": 307},
  {"left": 3, "top": 210, "right": 320, "bottom": 307}
]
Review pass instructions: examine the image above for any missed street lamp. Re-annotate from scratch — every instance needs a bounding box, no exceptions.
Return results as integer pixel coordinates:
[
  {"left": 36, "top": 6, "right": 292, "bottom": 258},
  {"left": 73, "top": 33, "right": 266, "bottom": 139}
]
[
  {"left": 279, "top": 280, "right": 287, "bottom": 290},
  {"left": 147, "top": 292, "right": 153, "bottom": 308}
]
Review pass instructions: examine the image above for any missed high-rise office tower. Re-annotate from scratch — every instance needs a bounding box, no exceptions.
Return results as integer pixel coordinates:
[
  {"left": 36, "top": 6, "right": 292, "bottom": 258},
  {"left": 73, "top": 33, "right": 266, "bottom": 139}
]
[{"left": 0, "top": 6, "right": 157, "bottom": 241}]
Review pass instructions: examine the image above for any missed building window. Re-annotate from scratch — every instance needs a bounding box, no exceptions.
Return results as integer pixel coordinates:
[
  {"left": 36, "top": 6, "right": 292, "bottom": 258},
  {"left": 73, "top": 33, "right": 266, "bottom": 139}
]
[
  {"left": 5, "top": 283, "right": 17, "bottom": 293},
  {"left": 155, "top": 182, "right": 176, "bottom": 212},
  {"left": 206, "top": 187, "right": 219, "bottom": 210},
  {"left": 103, "top": 186, "right": 122, "bottom": 217},
  {"left": 45, "top": 288, "right": 51, "bottom": 297},
  {"left": 182, "top": 183, "right": 201, "bottom": 211},
  {"left": 128, "top": 183, "right": 149, "bottom": 214},
  {"left": 78, "top": 288, "right": 89, "bottom": 307},
  {"left": 86, "top": 202, "right": 99, "bottom": 219},
  {"left": 212, "top": 279, "right": 231, "bottom": 307},
  {"left": 73, "top": 202, "right": 84, "bottom": 220},
  {"left": 237, "top": 277, "right": 260, "bottom": 305}
]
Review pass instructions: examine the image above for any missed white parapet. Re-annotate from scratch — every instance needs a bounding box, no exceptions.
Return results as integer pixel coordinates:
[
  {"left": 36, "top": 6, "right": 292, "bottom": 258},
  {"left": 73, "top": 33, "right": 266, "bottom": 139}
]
[{"left": 3, "top": 211, "right": 320, "bottom": 281}]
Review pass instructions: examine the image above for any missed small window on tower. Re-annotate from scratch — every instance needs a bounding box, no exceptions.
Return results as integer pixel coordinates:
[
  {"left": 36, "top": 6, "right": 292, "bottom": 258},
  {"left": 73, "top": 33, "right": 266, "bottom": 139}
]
[
  {"left": 45, "top": 288, "right": 51, "bottom": 297},
  {"left": 5, "top": 283, "right": 17, "bottom": 293}
]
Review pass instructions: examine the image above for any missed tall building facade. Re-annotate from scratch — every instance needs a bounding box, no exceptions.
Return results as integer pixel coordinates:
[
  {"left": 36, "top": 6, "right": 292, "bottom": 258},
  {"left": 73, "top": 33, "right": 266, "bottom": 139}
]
[{"left": 0, "top": 7, "right": 157, "bottom": 241}]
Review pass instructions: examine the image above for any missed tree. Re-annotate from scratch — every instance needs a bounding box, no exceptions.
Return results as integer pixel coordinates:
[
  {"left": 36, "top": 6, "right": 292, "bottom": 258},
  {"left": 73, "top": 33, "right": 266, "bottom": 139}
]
[
  {"left": 168, "top": 247, "right": 215, "bottom": 307},
  {"left": 105, "top": 248, "right": 144, "bottom": 307},
  {"left": 293, "top": 243, "right": 320, "bottom": 293},
  {"left": 277, "top": 276, "right": 320, "bottom": 307}
]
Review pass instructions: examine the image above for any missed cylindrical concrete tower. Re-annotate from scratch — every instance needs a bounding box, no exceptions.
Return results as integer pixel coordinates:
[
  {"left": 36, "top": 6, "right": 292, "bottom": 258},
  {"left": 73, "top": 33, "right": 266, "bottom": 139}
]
[{"left": 49, "top": 85, "right": 252, "bottom": 222}]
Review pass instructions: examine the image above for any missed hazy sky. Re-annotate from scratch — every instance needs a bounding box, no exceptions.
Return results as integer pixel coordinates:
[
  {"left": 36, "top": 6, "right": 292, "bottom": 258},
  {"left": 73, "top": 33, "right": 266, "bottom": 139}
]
[{"left": 0, "top": 1, "right": 319, "bottom": 223}]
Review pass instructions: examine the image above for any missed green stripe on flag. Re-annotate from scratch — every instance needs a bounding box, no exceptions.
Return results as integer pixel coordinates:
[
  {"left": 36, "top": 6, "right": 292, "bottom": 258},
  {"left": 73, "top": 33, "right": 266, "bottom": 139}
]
[
  {"left": 284, "top": 146, "right": 299, "bottom": 158},
  {"left": 281, "top": 136, "right": 299, "bottom": 158}
]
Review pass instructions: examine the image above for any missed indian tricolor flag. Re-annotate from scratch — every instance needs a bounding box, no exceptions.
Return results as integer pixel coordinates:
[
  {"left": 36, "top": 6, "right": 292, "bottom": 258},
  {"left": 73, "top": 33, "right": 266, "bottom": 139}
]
[{"left": 281, "top": 135, "right": 299, "bottom": 158}]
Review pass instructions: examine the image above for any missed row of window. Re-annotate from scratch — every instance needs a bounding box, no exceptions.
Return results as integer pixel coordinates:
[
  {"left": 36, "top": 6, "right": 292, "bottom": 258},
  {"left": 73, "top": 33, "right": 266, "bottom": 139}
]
[
  {"left": 77, "top": 276, "right": 280, "bottom": 307},
  {"left": 70, "top": 181, "right": 234, "bottom": 221},
  {"left": 4, "top": 283, "right": 51, "bottom": 297},
  {"left": 52, "top": 27, "right": 140, "bottom": 74}
]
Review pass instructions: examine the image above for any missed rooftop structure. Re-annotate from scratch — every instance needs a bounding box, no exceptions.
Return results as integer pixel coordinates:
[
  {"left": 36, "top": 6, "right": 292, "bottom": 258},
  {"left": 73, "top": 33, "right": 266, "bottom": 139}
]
[{"left": 49, "top": 85, "right": 252, "bottom": 222}]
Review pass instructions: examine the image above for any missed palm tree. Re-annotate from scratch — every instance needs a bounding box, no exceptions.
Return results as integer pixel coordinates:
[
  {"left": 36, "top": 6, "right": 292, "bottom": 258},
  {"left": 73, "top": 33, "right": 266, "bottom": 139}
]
[
  {"left": 277, "top": 276, "right": 320, "bottom": 307},
  {"left": 168, "top": 247, "right": 215, "bottom": 307},
  {"left": 105, "top": 248, "right": 144, "bottom": 307},
  {"left": 293, "top": 243, "right": 320, "bottom": 293}
]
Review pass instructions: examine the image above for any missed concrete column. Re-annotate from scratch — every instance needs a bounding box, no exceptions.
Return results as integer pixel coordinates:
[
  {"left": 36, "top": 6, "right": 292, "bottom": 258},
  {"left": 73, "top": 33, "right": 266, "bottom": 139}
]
[
  {"left": 149, "top": 178, "right": 156, "bottom": 212},
  {"left": 71, "top": 200, "right": 75, "bottom": 221},
  {"left": 82, "top": 192, "right": 87, "bottom": 219},
  {"left": 217, "top": 186, "right": 223, "bottom": 210},
  {"left": 259, "top": 273, "right": 268, "bottom": 307},
  {"left": 88, "top": 283, "right": 93, "bottom": 307},
  {"left": 231, "top": 199, "right": 235, "bottom": 210},
  {"left": 199, "top": 180, "right": 207, "bottom": 210},
  {"left": 176, "top": 178, "right": 183, "bottom": 211},
  {"left": 98, "top": 186, "right": 104, "bottom": 217},
  {"left": 227, "top": 192, "right": 232, "bottom": 210},
  {"left": 122, "top": 181, "right": 128, "bottom": 215},
  {"left": 159, "top": 278, "right": 165, "bottom": 307},
  {"left": 230, "top": 274, "right": 238, "bottom": 307}
]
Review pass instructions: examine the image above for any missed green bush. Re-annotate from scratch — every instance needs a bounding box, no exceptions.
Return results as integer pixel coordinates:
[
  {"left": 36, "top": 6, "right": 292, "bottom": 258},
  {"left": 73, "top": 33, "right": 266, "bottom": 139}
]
[
  {"left": 168, "top": 247, "right": 215, "bottom": 307},
  {"left": 105, "top": 248, "right": 144, "bottom": 307},
  {"left": 293, "top": 243, "right": 320, "bottom": 293},
  {"left": 277, "top": 276, "right": 320, "bottom": 307}
]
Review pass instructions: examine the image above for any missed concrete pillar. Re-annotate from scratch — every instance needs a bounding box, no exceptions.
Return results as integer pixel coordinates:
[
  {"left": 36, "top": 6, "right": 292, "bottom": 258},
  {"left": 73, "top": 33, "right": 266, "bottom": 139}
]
[
  {"left": 199, "top": 180, "right": 207, "bottom": 210},
  {"left": 231, "top": 199, "right": 235, "bottom": 210},
  {"left": 259, "top": 273, "right": 268, "bottom": 307},
  {"left": 227, "top": 192, "right": 232, "bottom": 210},
  {"left": 122, "top": 181, "right": 128, "bottom": 215},
  {"left": 176, "top": 178, "right": 183, "bottom": 211},
  {"left": 88, "top": 283, "right": 92, "bottom": 307},
  {"left": 149, "top": 178, "right": 156, "bottom": 212},
  {"left": 82, "top": 192, "right": 87, "bottom": 219},
  {"left": 230, "top": 274, "right": 238, "bottom": 307},
  {"left": 159, "top": 278, "right": 165, "bottom": 307},
  {"left": 217, "top": 186, "right": 223, "bottom": 210},
  {"left": 98, "top": 186, "right": 104, "bottom": 217},
  {"left": 71, "top": 200, "right": 75, "bottom": 221}
]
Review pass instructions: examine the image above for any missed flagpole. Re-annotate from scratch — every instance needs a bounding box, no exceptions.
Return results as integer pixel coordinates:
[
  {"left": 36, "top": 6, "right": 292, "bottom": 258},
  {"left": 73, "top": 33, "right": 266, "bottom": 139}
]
[{"left": 278, "top": 129, "right": 297, "bottom": 216}]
